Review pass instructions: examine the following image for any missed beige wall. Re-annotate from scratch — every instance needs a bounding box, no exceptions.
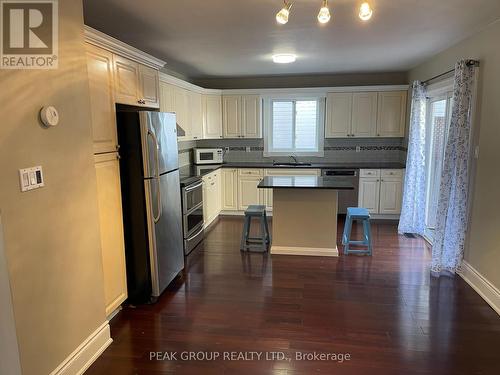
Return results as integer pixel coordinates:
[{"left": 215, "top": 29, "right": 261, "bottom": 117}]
[
  {"left": 0, "top": 1, "right": 107, "bottom": 374},
  {"left": 409, "top": 19, "right": 500, "bottom": 289},
  {"left": 194, "top": 71, "right": 408, "bottom": 89}
]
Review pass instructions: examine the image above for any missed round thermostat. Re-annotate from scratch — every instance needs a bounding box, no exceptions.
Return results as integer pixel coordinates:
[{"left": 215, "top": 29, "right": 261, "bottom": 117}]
[{"left": 39, "top": 106, "right": 59, "bottom": 127}]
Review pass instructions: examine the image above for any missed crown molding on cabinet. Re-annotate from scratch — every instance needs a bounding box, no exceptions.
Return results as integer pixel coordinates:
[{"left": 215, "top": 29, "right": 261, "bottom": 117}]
[
  {"left": 84, "top": 26, "right": 166, "bottom": 70},
  {"left": 221, "top": 85, "right": 409, "bottom": 96},
  {"left": 159, "top": 73, "right": 222, "bottom": 95}
]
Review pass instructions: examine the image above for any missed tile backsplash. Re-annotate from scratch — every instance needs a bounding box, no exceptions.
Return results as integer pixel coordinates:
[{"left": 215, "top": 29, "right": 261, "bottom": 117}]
[{"left": 185, "top": 138, "right": 407, "bottom": 165}]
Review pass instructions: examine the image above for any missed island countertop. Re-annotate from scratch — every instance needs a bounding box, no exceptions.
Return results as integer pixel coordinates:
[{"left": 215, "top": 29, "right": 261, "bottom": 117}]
[{"left": 258, "top": 176, "right": 354, "bottom": 190}]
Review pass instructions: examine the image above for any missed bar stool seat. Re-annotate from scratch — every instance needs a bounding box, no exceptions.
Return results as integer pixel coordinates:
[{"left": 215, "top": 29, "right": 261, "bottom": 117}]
[
  {"left": 240, "top": 205, "right": 270, "bottom": 252},
  {"left": 342, "top": 207, "right": 372, "bottom": 255}
]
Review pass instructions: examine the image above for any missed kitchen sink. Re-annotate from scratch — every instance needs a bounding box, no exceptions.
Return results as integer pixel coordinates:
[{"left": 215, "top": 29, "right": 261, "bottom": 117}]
[{"left": 272, "top": 162, "right": 312, "bottom": 167}]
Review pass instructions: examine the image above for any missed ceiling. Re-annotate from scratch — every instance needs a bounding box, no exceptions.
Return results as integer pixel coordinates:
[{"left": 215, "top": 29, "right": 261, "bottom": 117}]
[{"left": 83, "top": 0, "right": 500, "bottom": 78}]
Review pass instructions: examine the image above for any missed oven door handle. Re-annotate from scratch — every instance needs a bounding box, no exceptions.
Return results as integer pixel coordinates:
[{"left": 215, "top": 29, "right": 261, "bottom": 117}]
[
  {"left": 185, "top": 201, "right": 203, "bottom": 216},
  {"left": 184, "top": 181, "right": 203, "bottom": 193},
  {"left": 186, "top": 226, "right": 204, "bottom": 242}
]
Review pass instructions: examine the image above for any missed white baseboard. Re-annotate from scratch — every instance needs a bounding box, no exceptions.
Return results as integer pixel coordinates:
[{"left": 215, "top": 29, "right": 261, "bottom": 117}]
[
  {"left": 49, "top": 321, "right": 112, "bottom": 375},
  {"left": 271, "top": 245, "right": 339, "bottom": 257},
  {"left": 458, "top": 261, "right": 500, "bottom": 316}
]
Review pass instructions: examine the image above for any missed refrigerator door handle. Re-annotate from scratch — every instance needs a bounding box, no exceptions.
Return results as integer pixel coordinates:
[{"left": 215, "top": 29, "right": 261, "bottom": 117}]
[{"left": 148, "top": 130, "right": 162, "bottom": 223}]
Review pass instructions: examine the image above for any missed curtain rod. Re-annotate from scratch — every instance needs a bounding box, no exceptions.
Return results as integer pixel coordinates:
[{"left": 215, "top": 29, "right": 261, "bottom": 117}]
[{"left": 423, "top": 59, "right": 480, "bottom": 85}]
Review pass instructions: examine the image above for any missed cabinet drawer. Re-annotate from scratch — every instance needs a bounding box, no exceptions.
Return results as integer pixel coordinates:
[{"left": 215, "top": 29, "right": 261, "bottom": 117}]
[
  {"left": 381, "top": 169, "right": 404, "bottom": 178},
  {"left": 238, "top": 168, "right": 263, "bottom": 177},
  {"left": 360, "top": 169, "right": 381, "bottom": 178}
]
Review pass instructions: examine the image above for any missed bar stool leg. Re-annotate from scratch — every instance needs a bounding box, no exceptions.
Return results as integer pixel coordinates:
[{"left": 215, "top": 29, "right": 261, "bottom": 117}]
[
  {"left": 260, "top": 215, "right": 267, "bottom": 252},
  {"left": 343, "top": 216, "right": 353, "bottom": 255},
  {"left": 263, "top": 212, "right": 271, "bottom": 244},
  {"left": 240, "top": 216, "right": 251, "bottom": 251},
  {"left": 364, "top": 218, "right": 373, "bottom": 255}
]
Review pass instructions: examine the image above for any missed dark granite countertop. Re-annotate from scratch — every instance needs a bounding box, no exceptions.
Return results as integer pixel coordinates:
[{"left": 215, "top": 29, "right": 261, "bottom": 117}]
[
  {"left": 178, "top": 162, "right": 406, "bottom": 185},
  {"left": 258, "top": 176, "right": 354, "bottom": 190}
]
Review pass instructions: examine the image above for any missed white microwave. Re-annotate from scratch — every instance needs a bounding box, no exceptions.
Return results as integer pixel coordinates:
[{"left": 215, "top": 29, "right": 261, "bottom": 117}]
[{"left": 194, "top": 148, "right": 223, "bottom": 165}]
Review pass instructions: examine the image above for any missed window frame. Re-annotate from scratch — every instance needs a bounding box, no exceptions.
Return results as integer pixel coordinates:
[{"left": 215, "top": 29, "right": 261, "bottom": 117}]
[{"left": 263, "top": 95, "right": 325, "bottom": 157}]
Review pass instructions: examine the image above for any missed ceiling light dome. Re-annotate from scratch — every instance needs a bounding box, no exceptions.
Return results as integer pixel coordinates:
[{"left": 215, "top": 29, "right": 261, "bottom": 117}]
[
  {"left": 317, "top": 0, "right": 331, "bottom": 24},
  {"left": 359, "top": 2, "right": 373, "bottom": 21},
  {"left": 272, "top": 54, "right": 297, "bottom": 64},
  {"left": 276, "top": 1, "right": 293, "bottom": 24}
]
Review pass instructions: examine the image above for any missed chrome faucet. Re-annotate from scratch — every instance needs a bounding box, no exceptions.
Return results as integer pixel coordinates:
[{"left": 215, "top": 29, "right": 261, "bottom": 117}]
[{"left": 290, "top": 155, "right": 299, "bottom": 164}]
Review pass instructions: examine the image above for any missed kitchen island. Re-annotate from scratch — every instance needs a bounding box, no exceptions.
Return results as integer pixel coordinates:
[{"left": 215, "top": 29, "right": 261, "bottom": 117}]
[{"left": 258, "top": 176, "right": 354, "bottom": 257}]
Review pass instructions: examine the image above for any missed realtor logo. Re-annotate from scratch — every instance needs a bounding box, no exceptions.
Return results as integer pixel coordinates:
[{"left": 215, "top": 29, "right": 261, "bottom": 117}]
[{"left": 1, "top": 0, "right": 58, "bottom": 69}]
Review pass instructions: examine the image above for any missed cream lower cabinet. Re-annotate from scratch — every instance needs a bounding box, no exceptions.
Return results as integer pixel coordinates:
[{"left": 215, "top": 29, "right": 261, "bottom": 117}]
[
  {"left": 94, "top": 153, "right": 127, "bottom": 316},
  {"left": 222, "top": 168, "right": 239, "bottom": 210},
  {"left": 264, "top": 169, "right": 321, "bottom": 210},
  {"left": 358, "top": 169, "right": 404, "bottom": 215},
  {"left": 238, "top": 169, "right": 265, "bottom": 211},
  {"left": 203, "top": 170, "right": 221, "bottom": 226}
]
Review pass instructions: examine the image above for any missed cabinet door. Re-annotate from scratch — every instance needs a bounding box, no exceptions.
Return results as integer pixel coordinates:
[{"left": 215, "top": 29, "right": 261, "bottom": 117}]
[
  {"left": 214, "top": 171, "right": 222, "bottom": 216},
  {"left": 159, "top": 82, "right": 175, "bottom": 113},
  {"left": 352, "top": 92, "right": 378, "bottom": 137},
  {"left": 86, "top": 44, "right": 117, "bottom": 154},
  {"left": 203, "top": 95, "right": 223, "bottom": 139},
  {"left": 241, "top": 95, "right": 262, "bottom": 138},
  {"left": 377, "top": 91, "right": 407, "bottom": 137},
  {"left": 174, "top": 86, "right": 190, "bottom": 140},
  {"left": 379, "top": 177, "right": 403, "bottom": 214},
  {"left": 94, "top": 153, "right": 127, "bottom": 316},
  {"left": 223, "top": 95, "right": 241, "bottom": 138},
  {"left": 326, "top": 93, "right": 352, "bottom": 138},
  {"left": 358, "top": 177, "right": 380, "bottom": 214},
  {"left": 113, "top": 54, "right": 140, "bottom": 106},
  {"left": 202, "top": 177, "right": 210, "bottom": 224},
  {"left": 222, "top": 169, "right": 239, "bottom": 210},
  {"left": 189, "top": 91, "right": 203, "bottom": 140},
  {"left": 138, "top": 65, "right": 159, "bottom": 108},
  {"left": 238, "top": 176, "right": 264, "bottom": 211}
]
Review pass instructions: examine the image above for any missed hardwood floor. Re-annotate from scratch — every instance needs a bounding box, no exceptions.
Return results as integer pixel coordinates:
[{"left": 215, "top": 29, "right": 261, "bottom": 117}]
[{"left": 86, "top": 217, "right": 500, "bottom": 375}]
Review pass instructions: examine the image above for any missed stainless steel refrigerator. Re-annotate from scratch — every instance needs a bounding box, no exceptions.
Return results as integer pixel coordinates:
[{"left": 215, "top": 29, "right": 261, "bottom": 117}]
[{"left": 117, "top": 110, "right": 184, "bottom": 303}]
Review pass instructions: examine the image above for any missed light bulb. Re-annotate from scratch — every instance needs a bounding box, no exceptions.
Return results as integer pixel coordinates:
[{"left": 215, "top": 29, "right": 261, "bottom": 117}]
[
  {"left": 272, "top": 54, "right": 297, "bottom": 64},
  {"left": 359, "top": 2, "right": 373, "bottom": 21},
  {"left": 276, "top": 1, "right": 292, "bottom": 25},
  {"left": 317, "top": 0, "right": 331, "bottom": 24}
]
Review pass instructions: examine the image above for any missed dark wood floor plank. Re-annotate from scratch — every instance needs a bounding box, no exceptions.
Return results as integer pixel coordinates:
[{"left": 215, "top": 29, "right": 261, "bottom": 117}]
[{"left": 85, "top": 216, "right": 500, "bottom": 375}]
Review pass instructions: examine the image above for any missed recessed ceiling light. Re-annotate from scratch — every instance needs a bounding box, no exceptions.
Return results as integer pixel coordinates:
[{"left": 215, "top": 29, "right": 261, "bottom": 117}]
[{"left": 272, "top": 54, "right": 297, "bottom": 64}]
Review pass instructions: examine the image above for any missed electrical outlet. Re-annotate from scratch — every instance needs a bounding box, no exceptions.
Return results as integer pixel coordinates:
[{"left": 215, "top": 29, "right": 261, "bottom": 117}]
[
  {"left": 356, "top": 146, "right": 361, "bottom": 153},
  {"left": 224, "top": 147, "right": 230, "bottom": 152},
  {"left": 246, "top": 146, "right": 251, "bottom": 152}
]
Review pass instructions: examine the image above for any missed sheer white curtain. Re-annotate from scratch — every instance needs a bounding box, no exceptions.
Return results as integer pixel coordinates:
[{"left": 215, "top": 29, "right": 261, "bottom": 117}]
[
  {"left": 398, "top": 81, "right": 427, "bottom": 235},
  {"left": 431, "top": 60, "right": 477, "bottom": 274}
]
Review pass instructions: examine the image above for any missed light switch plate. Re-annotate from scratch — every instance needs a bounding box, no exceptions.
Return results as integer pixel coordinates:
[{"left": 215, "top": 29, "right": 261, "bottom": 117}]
[{"left": 19, "top": 166, "right": 44, "bottom": 192}]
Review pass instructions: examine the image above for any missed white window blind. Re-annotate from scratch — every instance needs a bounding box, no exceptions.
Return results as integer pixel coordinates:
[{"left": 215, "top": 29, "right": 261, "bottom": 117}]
[{"left": 265, "top": 98, "right": 324, "bottom": 156}]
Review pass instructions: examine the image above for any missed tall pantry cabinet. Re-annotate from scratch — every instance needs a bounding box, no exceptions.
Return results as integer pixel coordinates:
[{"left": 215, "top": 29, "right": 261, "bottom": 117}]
[{"left": 86, "top": 43, "right": 128, "bottom": 317}]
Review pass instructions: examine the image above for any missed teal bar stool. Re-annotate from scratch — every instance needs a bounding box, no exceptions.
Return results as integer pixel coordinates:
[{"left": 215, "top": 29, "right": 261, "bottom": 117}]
[
  {"left": 240, "top": 205, "right": 271, "bottom": 252},
  {"left": 342, "top": 207, "right": 372, "bottom": 255}
]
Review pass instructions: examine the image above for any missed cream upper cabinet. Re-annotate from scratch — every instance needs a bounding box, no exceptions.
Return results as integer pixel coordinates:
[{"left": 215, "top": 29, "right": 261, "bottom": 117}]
[
  {"left": 377, "top": 91, "right": 407, "bottom": 137},
  {"left": 358, "top": 177, "right": 380, "bottom": 214},
  {"left": 113, "top": 54, "right": 140, "bottom": 106},
  {"left": 113, "top": 54, "right": 160, "bottom": 108},
  {"left": 94, "top": 153, "right": 127, "bottom": 316},
  {"left": 326, "top": 93, "right": 353, "bottom": 138},
  {"left": 173, "top": 86, "right": 190, "bottom": 139},
  {"left": 203, "top": 95, "right": 223, "bottom": 139},
  {"left": 241, "top": 95, "right": 262, "bottom": 138},
  {"left": 138, "top": 65, "right": 160, "bottom": 108},
  {"left": 223, "top": 95, "right": 242, "bottom": 138},
  {"left": 222, "top": 168, "right": 239, "bottom": 210},
  {"left": 352, "top": 92, "right": 378, "bottom": 137},
  {"left": 159, "top": 82, "right": 175, "bottom": 113},
  {"left": 189, "top": 91, "right": 203, "bottom": 140},
  {"left": 86, "top": 44, "right": 117, "bottom": 154}
]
